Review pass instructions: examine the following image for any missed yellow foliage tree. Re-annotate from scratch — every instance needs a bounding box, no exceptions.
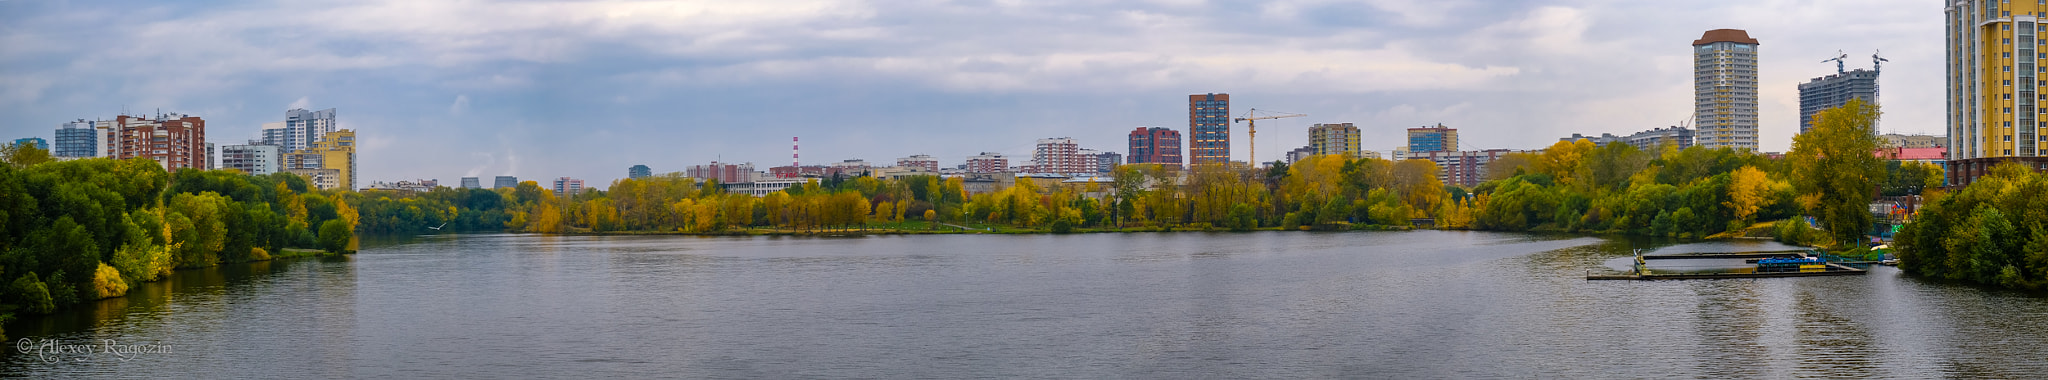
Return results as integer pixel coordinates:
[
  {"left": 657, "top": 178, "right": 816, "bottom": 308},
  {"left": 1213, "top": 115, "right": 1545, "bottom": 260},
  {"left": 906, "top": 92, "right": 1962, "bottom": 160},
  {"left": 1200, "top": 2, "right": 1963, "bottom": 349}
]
[
  {"left": 530, "top": 201, "right": 564, "bottom": 233},
  {"left": 1536, "top": 139, "right": 1594, "bottom": 185},
  {"left": 93, "top": 262, "right": 129, "bottom": 299},
  {"left": 1724, "top": 165, "right": 1774, "bottom": 224},
  {"left": 693, "top": 202, "right": 719, "bottom": 232},
  {"left": 1390, "top": 159, "right": 1445, "bottom": 217}
]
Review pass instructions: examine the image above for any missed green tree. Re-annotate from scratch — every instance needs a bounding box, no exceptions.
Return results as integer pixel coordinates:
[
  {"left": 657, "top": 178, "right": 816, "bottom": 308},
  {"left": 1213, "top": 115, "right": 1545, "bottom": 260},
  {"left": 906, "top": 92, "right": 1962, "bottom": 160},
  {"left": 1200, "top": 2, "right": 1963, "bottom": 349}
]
[
  {"left": 318, "top": 219, "right": 351, "bottom": 253},
  {"left": 7, "top": 273, "right": 54, "bottom": 314},
  {"left": 0, "top": 142, "right": 53, "bottom": 169},
  {"left": 1788, "top": 98, "right": 1885, "bottom": 246},
  {"left": 167, "top": 192, "right": 231, "bottom": 268}
]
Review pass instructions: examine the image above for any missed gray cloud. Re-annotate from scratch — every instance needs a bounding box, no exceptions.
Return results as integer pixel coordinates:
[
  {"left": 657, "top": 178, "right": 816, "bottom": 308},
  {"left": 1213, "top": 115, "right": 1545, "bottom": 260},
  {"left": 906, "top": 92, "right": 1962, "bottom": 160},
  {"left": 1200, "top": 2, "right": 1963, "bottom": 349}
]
[{"left": 0, "top": 0, "right": 1945, "bottom": 186}]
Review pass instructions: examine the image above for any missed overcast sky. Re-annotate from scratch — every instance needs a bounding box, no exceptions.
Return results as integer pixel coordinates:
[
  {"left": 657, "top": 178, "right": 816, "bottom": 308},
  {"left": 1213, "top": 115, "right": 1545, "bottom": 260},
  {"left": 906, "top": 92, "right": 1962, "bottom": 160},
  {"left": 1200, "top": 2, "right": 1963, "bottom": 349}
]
[{"left": 1, "top": 0, "right": 1945, "bottom": 186}]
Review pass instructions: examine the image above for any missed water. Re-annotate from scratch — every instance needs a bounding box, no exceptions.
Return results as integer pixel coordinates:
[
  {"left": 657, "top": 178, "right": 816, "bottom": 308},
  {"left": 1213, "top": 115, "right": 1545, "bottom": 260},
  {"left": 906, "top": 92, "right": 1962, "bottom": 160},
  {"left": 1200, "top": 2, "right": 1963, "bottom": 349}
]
[{"left": 5, "top": 231, "right": 2046, "bottom": 378}]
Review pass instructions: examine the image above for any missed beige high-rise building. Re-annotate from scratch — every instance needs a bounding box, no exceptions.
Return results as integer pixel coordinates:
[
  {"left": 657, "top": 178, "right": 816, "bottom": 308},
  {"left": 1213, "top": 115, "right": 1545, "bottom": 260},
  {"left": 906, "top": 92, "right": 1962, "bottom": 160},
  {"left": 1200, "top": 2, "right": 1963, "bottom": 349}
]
[
  {"left": 1309, "top": 123, "right": 1361, "bottom": 158},
  {"left": 1693, "top": 29, "right": 1760, "bottom": 151},
  {"left": 286, "top": 129, "right": 356, "bottom": 191},
  {"left": 1947, "top": 1, "right": 2048, "bottom": 186}
]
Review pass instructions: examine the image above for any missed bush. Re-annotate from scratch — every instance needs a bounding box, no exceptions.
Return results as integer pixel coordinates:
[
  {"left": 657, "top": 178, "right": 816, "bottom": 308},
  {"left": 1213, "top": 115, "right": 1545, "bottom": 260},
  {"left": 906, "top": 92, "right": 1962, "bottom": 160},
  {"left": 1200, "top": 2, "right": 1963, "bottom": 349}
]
[
  {"left": 112, "top": 239, "right": 173, "bottom": 284},
  {"left": 318, "top": 219, "right": 352, "bottom": 253},
  {"left": 1776, "top": 218, "right": 1824, "bottom": 247},
  {"left": 1049, "top": 217, "right": 1075, "bottom": 234},
  {"left": 8, "top": 273, "right": 54, "bottom": 315},
  {"left": 1227, "top": 203, "right": 1257, "bottom": 231},
  {"left": 93, "top": 262, "right": 128, "bottom": 299}
]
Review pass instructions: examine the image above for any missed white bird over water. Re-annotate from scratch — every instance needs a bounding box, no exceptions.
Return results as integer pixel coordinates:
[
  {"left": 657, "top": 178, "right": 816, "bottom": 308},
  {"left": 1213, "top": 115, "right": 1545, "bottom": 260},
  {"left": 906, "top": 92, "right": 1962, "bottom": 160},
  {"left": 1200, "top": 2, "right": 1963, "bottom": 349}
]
[{"left": 428, "top": 223, "right": 447, "bottom": 231}]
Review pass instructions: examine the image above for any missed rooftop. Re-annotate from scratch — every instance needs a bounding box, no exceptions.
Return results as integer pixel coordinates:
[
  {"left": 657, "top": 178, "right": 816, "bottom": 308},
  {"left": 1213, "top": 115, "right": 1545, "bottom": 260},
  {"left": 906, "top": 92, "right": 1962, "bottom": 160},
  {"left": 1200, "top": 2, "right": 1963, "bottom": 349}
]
[{"left": 1693, "top": 29, "right": 1759, "bottom": 46}]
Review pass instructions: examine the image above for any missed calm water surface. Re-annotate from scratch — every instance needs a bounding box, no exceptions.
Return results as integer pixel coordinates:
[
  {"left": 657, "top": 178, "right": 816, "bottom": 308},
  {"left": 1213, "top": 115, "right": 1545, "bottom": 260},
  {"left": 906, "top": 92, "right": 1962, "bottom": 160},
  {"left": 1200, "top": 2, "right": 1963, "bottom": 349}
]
[{"left": 5, "top": 231, "right": 2046, "bottom": 378}]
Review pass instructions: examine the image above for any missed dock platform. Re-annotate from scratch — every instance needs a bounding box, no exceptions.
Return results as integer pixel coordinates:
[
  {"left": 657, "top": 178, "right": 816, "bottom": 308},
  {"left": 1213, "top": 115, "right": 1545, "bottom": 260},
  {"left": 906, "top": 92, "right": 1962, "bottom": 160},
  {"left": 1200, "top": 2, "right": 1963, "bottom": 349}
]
[{"left": 1587, "top": 250, "right": 1868, "bottom": 281}]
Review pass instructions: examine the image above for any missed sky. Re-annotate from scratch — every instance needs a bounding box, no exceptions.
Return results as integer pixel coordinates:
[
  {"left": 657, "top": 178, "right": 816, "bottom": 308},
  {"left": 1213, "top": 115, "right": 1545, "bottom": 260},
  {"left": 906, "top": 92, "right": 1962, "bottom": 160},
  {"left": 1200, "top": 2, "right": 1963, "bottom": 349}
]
[{"left": 0, "top": 0, "right": 1947, "bottom": 187}]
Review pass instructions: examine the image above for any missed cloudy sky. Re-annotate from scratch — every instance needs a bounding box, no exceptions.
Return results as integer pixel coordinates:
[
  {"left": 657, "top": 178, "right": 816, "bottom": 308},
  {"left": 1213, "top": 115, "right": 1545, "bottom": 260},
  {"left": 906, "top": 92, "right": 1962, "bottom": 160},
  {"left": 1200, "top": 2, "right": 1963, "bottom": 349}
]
[{"left": 1, "top": 0, "right": 1944, "bottom": 186}]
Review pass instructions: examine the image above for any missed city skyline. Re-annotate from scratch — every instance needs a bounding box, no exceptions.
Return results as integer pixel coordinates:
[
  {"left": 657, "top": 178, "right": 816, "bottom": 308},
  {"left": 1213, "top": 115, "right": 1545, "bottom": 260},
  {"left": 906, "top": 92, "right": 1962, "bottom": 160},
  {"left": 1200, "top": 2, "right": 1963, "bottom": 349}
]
[{"left": 0, "top": 0, "right": 1947, "bottom": 185}]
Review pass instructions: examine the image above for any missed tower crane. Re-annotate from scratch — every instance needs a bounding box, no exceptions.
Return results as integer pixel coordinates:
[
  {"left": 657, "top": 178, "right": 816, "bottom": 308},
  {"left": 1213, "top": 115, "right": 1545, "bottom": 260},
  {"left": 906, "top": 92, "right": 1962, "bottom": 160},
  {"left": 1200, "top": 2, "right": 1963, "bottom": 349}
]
[
  {"left": 1822, "top": 50, "right": 1848, "bottom": 74},
  {"left": 1873, "top": 50, "right": 1889, "bottom": 73},
  {"left": 1234, "top": 108, "right": 1305, "bottom": 166}
]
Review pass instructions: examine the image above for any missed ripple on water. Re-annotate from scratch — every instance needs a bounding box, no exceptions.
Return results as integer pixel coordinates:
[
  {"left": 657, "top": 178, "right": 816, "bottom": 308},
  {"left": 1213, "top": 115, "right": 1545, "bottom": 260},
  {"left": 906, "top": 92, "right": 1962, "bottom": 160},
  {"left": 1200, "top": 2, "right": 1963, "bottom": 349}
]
[{"left": 3, "top": 231, "right": 2046, "bottom": 378}]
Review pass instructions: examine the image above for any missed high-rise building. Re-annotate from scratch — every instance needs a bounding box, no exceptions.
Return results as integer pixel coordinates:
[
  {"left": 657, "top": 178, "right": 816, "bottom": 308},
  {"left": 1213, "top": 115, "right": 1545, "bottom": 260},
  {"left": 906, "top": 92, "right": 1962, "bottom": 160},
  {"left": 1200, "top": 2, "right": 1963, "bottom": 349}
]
[
  {"left": 966, "top": 152, "right": 1009, "bottom": 173},
  {"left": 1031, "top": 137, "right": 1090, "bottom": 175},
  {"left": 54, "top": 120, "right": 96, "bottom": 158},
  {"left": 1127, "top": 126, "right": 1183, "bottom": 167},
  {"left": 552, "top": 177, "right": 585, "bottom": 197},
  {"left": 460, "top": 177, "right": 482, "bottom": 189},
  {"left": 1309, "top": 123, "right": 1362, "bottom": 158},
  {"left": 1798, "top": 68, "right": 1879, "bottom": 134},
  {"left": 628, "top": 164, "right": 652, "bottom": 179},
  {"left": 285, "top": 129, "right": 356, "bottom": 191},
  {"left": 1946, "top": 1, "right": 2048, "bottom": 185},
  {"left": 896, "top": 154, "right": 939, "bottom": 172},
  {"left": 1187, "top": 93, "right": 1232, "bottom": 165},
  {"left": 100, "top": 113, "right": 208, "bottom": 171},
  {"left": 1094, "top": 151, "right": 1121, "bottom": 174},
  {"left": 262, "top": 108, "right": 337, "bottom": 154},
  {"left": 1407, "top": 124, "right": 1458, "bottom": 153},
  {"left": 687, "top": 162, "right": 754, "bottom": 184},
  {"left": 1693, "top": 29, "right": 1761, "bottom": 151},
  {"left": 494, "top": 176, "right": 518, "bottom": 189},
  {"left": 220, "top": 142, "right": 282, "bottom": 175},
  {"left": 11, "top": 137, "right": 47, "bottom": 151}
]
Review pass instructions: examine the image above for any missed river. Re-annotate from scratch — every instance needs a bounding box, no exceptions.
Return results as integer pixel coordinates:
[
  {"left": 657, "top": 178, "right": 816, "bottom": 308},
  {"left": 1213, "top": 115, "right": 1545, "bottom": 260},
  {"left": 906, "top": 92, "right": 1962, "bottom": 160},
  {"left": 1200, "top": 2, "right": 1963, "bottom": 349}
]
[{"left": 5, "top": 231, "right": 2046, "bottom": 378}]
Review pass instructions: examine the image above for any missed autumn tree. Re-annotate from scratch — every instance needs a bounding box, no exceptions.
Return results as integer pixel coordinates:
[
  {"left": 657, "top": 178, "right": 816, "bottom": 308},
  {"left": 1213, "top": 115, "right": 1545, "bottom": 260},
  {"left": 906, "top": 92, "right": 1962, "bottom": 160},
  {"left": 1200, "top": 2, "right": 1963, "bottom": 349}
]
[
  {"left": 1788, "top": 98, "right": 1886, "bottom": 246},
  {"left": 1389, "top": 159, "right": 1444, "bottom": 218},
  {"left": 1723, "top": 165, "right": 1774, "bottom": 227},
  {"left": 1535, "top": 139, "right": 1594, "bottom": 187}
]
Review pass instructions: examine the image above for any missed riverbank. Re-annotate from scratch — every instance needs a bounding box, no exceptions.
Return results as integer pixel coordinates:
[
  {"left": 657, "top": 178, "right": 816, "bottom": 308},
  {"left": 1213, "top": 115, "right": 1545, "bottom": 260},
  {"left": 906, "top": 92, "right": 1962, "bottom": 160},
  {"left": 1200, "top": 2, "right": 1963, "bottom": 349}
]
[
  {"left": 549, "top": 220, "right": 1421, "bottom": 236},
  {"left": 540, "top": 219, "right": 1814, "bottom": 242}
]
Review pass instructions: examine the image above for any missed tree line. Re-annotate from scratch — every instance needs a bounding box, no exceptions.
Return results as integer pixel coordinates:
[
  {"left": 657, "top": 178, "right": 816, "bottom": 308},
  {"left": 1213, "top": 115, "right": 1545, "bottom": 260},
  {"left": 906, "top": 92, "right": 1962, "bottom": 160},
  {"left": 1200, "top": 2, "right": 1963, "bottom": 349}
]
[
  {"left": 1895, "top": 163, "right": 2048, "bottom": 290},
  {"left": 353, "top": 101, "right": 1914, "bottom": 246},
  {"left": 0, "top": 146, "right": 358, "bottom": 330}
]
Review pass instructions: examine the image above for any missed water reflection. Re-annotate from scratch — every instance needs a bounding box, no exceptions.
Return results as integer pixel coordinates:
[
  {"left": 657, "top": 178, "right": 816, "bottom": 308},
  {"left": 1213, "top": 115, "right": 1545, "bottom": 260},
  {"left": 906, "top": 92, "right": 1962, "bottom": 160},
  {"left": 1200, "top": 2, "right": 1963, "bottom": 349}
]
[{"left": 3, "top": 231, "right": 2046, "bottom": 378}]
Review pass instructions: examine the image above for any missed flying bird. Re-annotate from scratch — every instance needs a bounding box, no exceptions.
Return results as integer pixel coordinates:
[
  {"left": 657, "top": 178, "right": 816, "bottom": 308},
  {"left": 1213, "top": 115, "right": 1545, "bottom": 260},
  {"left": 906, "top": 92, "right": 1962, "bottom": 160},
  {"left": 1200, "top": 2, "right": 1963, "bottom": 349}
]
[{"left": 428, "top": 223, "right": 447, "bottom": 231}]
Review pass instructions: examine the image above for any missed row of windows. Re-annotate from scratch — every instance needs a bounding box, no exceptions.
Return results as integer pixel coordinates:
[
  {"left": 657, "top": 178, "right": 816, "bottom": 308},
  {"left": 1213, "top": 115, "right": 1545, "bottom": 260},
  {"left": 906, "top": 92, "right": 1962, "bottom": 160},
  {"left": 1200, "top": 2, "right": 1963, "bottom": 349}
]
[{"left": 1991, "top": 135, "right": 2048, "bottom": 142}]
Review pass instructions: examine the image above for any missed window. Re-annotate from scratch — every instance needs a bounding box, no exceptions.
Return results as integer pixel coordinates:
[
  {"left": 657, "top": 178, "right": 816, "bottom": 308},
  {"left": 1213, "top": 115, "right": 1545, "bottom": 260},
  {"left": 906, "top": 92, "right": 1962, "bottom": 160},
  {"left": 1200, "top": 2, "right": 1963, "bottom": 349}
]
[
  {"left": 2007, "top": 135, "right": 2015, "bottom": 141},
  {"left": 2007, "top": 93, "right": 2015, "bottom": 99}
]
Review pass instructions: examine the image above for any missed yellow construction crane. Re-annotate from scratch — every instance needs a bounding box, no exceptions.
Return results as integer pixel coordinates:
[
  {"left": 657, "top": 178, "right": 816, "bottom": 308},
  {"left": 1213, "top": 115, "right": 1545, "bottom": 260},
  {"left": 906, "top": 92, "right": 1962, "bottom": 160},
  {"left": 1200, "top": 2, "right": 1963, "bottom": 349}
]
[{"left": 1234, "top": 108, "right": 1305, "bottom": 166}]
